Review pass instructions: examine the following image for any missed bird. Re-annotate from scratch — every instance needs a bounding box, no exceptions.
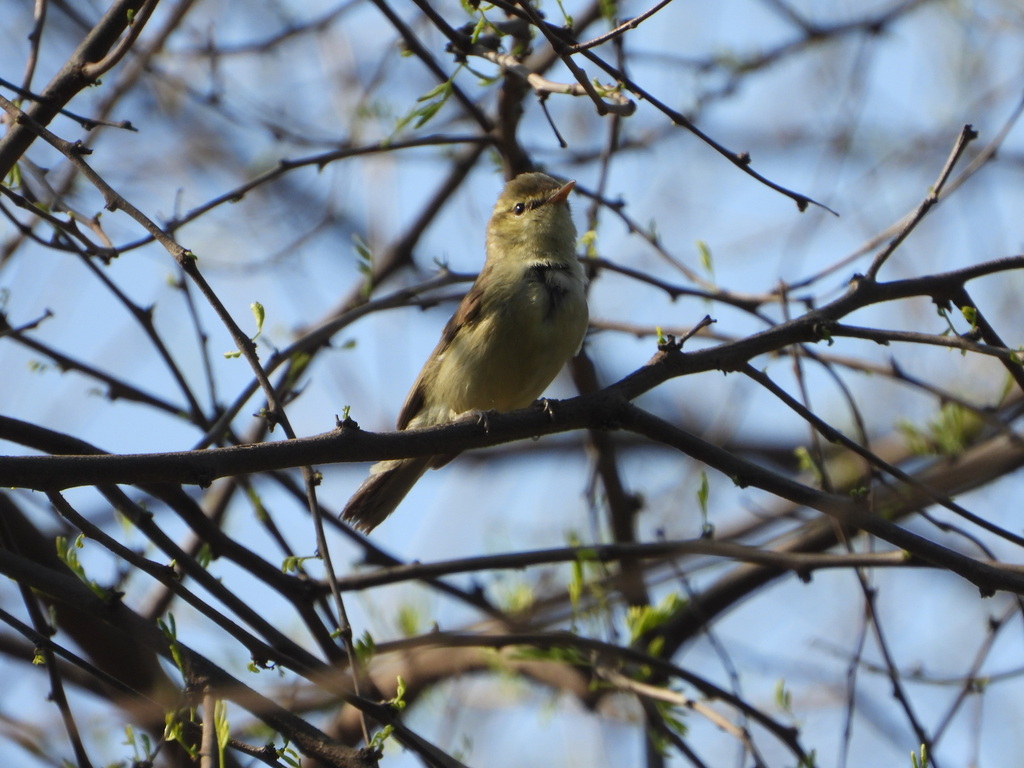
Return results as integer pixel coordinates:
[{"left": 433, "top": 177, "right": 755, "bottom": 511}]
[{"left": 341, "top": 172, "right": 589, "bottom": 533}]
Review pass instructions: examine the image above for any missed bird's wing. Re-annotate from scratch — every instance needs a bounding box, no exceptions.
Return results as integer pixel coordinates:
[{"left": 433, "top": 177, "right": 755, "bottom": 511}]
[{"left": 395, "top": 273, "right": 488, "bottom": 430}]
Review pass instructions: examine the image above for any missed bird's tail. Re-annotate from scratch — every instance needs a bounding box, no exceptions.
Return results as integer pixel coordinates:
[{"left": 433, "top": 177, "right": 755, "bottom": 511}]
[{"left": 340, "top": 456, "right": 432, "bottom": 533}]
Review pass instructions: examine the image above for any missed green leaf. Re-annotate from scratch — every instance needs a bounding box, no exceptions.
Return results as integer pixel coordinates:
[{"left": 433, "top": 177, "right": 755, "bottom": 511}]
[
  {"left": 696, "top": 472, "right": 713, "bottom": 536},
  {"left": 354, "top": 630, "right": 376, "bottom": 666},
  {"left": 793, "top": 446, "right": 822, "bottom": 484},
  {"left": 5, "top": 162, "right": 22, "bottom": 188},
  {"left": 654, "top": 698, "right": 688, "bottom": 737},
  {"left": 413, "top": 99, "right": 445, "bottom": 128},
  {"left": 397, "top": 605, "right": 420, "bottom": 637},
  {"left": 196, "top": 542, "right": 213, "bottom": 569},
  {"left": 565, "top": 535, "right": 602, "bottom": 625},
  {"left": 469, "top": 14, "right": 487, "bottom": 43},
  {"left": 579, "top": 228, "right": 598, "bottom": 258},
  {"left": 626, "top": 593, "right": 685, "bottom": 645},
  {"left": 157, "top": 615, "right": 185, "bottom": 676},
  {"left": 897, "top": 402, "right": 981, "bottom": 457},
  {"left": 353, "top": 233, "right": 375, "bottom": 297},
  {"left": 163, "top": 709, "right": 198, "bottom": 758},
  {"left": 224, "top": 300, "right": 267, "bottom": 357},
  {"left": 250, "top": 301, "right": 265, "bottom": 339},
  {"left": 55, "top": 535, "right": 108, "bottom": 599},
  {"left": 279, "top": 350, "right": 314, "bottom": 392},
  {"left": 369, "top": 724, "right": 395, "bottom": 751},
  {"left": 281, "top": 552, "right": 317, "bottom": 573},
  {"left": 389, "top": 676, "right": 407, "bottom": 712},
  {"left": 568, "top": 556, "right": 584, "bottom": 615},
  {"left": 215, "top": 699, "right": 230, "bottom": 764},
  {"left": 276, "top": 741, "right": 303, "bottom": 768},
  {"left": 395, "top": 70, "right": 462, "bottom": 133},
  {"left": 497, "top": 580, "right": 535, "bottom": 615},
  {"left": 696, "top": 240, "right": 714, "bottom": 275},
  {"left": 775, "top": 678, "right": 793, "bottom": 713}
]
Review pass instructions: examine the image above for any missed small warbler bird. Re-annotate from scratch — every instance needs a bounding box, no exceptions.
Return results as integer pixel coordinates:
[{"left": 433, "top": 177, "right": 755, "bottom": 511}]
[{"left": 342, "top": 172, "right": 589, "bottom": 533}]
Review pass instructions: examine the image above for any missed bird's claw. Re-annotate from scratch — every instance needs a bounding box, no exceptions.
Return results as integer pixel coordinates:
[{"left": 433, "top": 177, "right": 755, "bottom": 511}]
[
  {"left": 454, "top": 408, "right": 494, "bottom": 432},
  {"left": 538, "top": 397, "right": 556, "bottom": 420}
]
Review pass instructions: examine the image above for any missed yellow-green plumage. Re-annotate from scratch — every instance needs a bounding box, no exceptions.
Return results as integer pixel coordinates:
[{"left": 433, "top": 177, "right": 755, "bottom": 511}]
[{"left": 341, "top": 172, "right": 588, "bottom": 533}]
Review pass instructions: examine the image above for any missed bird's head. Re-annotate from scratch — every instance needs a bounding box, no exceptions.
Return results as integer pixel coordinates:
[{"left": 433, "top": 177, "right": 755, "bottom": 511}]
[{"left": 486, "top": 172, "right": 577, "bottom": 263}]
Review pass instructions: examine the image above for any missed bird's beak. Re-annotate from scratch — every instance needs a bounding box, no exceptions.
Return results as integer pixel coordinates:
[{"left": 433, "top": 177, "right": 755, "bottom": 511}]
[{"left": 546, "top": 180, "right": 575, "bottom": 205}]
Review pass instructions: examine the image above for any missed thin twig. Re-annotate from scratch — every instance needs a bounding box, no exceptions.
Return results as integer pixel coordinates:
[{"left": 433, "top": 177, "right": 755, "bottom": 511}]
[
  {"left": 568, "top": 0, "right": 678, "bottom": 52},
  {"left": 864, "top": 124, "right": 978, "bottom": 280}
]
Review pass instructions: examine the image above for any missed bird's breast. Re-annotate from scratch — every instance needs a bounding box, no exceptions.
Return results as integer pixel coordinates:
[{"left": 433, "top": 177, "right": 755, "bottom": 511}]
[
  {"left": 431, "top": 260, "right": 588, "bottom": 414},
  {"left": 527, "top": 262, "right": 580, "bottom": 320}
]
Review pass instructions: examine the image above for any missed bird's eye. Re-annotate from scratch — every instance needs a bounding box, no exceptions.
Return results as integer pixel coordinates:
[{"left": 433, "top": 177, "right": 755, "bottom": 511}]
[{"left": 513, "top": 202, "right": 526, "bottom": 216}]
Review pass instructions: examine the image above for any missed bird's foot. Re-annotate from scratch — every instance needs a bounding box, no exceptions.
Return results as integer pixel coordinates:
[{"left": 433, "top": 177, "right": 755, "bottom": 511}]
[
  {"left": 537, "top": 397, "right": 557, "bottom": 421},
  {"left": 453, "top": 408, "right": 495, "bottom": 432}
]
